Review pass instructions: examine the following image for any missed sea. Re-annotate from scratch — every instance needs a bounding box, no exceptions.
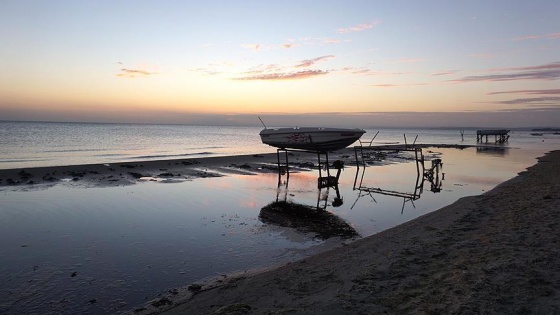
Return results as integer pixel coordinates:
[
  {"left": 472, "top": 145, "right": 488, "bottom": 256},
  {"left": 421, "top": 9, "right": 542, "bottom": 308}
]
[
  {"left": 1, "top": 121, "right": 559, "bottom": 314},
  {"left": 1, "top": 120, "right": 558, "bottom": 170}
]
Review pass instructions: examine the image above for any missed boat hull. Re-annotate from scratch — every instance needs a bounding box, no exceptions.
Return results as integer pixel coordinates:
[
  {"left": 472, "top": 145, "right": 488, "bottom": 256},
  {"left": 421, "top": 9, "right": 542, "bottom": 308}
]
[{"left": 259, "top": 127, "right": 365, "bottom": 152}]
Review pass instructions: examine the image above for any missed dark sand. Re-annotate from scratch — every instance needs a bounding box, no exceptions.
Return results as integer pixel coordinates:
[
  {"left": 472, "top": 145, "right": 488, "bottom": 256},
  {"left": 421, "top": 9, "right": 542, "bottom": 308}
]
[
  {"left": 0, "top": 144, "right": 470, "bottom": 190},
  {"left": 126, "top": 150, "right": 560, "bottom": 314},
  {"left": 0, "top": 150, "right": 334, "bottom": 189}
]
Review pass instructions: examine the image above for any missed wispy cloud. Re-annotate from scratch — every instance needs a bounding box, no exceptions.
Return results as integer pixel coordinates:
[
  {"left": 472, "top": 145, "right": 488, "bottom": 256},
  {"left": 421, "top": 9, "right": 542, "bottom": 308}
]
[
  {"left": 241, "top": 43, "right": 262, "bottom": 51},
  {"left": 494, "top": 97, "right": 560, "bottom": 105},
  {"left": 244, "top": 64, "right": 283, "bottom": 75},
  {"left": 189, "top": 67, "right": 223, "bottom": 76},
  {"left": 341, "top": 67, "right": 375, "bottom": 75},
  {"left": 451, "top": 62, "right": 560, "bottom": 83},
  {"left": 336, "top": 20, "right": 380, "bottom": 34},
  {"left": 188, "top": 61, "right": 235, "bottom": 76},
  {"left": 488, "top": 62, "right": 560, "bottom": 72},
  {"left": 297, "top": 37, "right": 346, "bottom": 45},
  {"left": 234, "top": 70, "right": 329, "bottom": 81},
  {"left": 241, "top": 42, "right": 300, "bottom": 51},
  {"left": 116, "top": 68, "right": 156, "bottom": 78},
  {"left": 432, "top": 70, "right": 460, "bottom": 76},
  {"left": 369, "top": 83, "right": 427, "bottom": 88},
  {"left": 340, "top": 67, "right": 411, "bottom": 76},
  {"left": 513, "top": 32, "right": 560, "bottom": 41},
  {"left": 295, "top": 55, "right": 334, "bottom": 68},
  {"left": 488, "top": 89, "right": 560, "bottom": 95}
]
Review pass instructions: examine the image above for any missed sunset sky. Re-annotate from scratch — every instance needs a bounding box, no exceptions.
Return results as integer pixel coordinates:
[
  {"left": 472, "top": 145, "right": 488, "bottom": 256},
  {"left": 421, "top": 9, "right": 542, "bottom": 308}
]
[{"left": 1, "top": 0, "right": 559, "bottom": 127}]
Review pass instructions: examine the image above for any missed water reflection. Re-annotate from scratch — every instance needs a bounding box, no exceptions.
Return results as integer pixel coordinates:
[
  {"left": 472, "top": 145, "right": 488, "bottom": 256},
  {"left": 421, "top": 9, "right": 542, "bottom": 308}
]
[
  {"left": 476, "top": 146, "right": 509, "bottom": 156},
  {"left": 259, "top": 161, "right": 359, "bottom": 240},
  {"left": 352, "top": 158, "right": 444, "bottom": 213},
  {"left": 259, "top": 201, "right": 359, "bottom": 240}
]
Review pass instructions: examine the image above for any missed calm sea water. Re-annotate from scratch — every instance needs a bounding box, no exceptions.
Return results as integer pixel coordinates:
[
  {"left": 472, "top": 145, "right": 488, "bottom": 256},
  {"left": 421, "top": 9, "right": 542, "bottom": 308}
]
[
  {"left": 1, "top": 120, "right": 558, "bottom": 169},
  {"left": 1, "top": 121, "right": 559, "bottom": 314}
]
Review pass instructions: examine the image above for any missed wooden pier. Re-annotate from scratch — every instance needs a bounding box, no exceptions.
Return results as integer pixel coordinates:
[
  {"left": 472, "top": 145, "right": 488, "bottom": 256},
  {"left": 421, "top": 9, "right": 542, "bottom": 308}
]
[{"left": 476, "top": 129, "right": 510, "bottom": 143}]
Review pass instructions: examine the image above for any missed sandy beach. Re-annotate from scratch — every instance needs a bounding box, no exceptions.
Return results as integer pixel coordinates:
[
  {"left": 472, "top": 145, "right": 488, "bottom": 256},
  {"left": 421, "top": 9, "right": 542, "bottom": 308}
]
[{"left": 123, "top": 150, "right": 560, "bottom": 315}]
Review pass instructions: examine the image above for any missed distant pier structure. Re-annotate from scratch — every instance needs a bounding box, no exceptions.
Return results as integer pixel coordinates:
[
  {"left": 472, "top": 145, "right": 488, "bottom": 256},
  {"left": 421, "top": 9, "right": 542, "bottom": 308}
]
[{"left": 476, "top": 129, "right": 510, "bottom": 143}]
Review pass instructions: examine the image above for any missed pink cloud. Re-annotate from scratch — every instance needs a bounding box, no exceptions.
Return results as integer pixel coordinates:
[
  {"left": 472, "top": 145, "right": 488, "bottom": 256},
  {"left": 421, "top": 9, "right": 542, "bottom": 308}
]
[
  {"left": 234, "top": 70, "right": 329, "bottom": 81},
  {"left": 340, "top": 67, "right": 411, "bottom": 76},
  {"left": 116, "top": 68, "right": 156, "bottom": 78},
  {"left": 336, "top": 20, "right": 380, "bottom": 34},
  {"left": 295, "top": 55, "right": 335, "bottom": 68},
  {"left": 245, "top": 64, "right": 283, "bottom": 75}
]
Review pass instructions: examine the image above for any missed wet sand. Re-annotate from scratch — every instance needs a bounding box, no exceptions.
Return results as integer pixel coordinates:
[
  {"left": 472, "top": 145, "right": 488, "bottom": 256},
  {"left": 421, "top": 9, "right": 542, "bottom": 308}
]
[
  {"left": 0, "top": 150, "right": 333, "bottom": 189},
  {"left": 128, "top": 150, "right": 560, "bottom": 314},
  {"left": 0, "top": 144, "right": 471, "bottom": 189}
]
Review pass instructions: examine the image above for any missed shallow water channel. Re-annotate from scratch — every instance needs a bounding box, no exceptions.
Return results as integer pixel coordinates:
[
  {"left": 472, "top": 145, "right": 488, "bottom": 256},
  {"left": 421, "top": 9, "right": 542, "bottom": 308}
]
[{"left": 0, "top": 146, "right": 547, "bottom": 314}]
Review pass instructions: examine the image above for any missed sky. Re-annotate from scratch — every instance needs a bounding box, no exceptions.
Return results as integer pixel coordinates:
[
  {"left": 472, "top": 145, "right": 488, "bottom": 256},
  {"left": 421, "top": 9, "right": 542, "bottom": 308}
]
[{"left": 1, "top": 0, "right": 559, "bottom": 128}]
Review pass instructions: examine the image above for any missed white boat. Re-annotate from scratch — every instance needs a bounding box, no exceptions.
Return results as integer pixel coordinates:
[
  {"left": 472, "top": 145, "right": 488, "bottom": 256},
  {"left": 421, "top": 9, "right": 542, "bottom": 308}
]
[{"left": 259, "top": 127, "right": 366, "bottom": 152}]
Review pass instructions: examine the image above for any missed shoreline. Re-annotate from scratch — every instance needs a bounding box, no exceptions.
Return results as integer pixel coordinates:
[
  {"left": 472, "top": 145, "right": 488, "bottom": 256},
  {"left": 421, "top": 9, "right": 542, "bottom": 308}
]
[
  {"left": 129, "top": 150, "right": 560, "bottom": 314},
  {"left": 0, "top": 151, "right": 311, "bottom": 189},
  {"left": 0, "top": 143, "right": 480, "bottom": 189}
]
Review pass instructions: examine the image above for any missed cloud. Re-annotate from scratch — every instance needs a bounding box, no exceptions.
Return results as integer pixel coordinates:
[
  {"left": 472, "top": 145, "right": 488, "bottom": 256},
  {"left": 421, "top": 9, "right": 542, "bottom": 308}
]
[
  {"left": 450, "top": 62, "right": 560, "bottom": 83},
  {"left": 295, "top": 55, "right": 335, "bottom": 68},
  {"left": 339, "top": 67, "right": 411, "bottom": 76},
  {"left": 336, "top": 20, "right": 380, "bottom": 34},
  {"left": 488, "top": 62, "right": 560, "bottom": 72},
  {"left": 341, "top": 67, "right": 375, "bottom": 75},
  {"left": 234, "top": 70, "right": 329, "bottom": 81},
  {"left": 241, "top": 42, "right": 299, "bottom": 51},
  {"left": 188, "top": 61, "right": 235, "bottom": 76},
  {"left": 241, "top": 44, "right": 261, "bottom": 51},
  {"left": 244, "top": 64, "right": 283, "bottom": 75},
  {"left": 116, "top": 68, "right": 156, "bottom": 78},
  {"left": 494, "top": 97, "right": 560, "bottom": 105},
  {"left": 431, "top": 70, "right": 460, "bottom": 76},
  {"left": 189, "top": 67, "right": 222, "bottom": 76},
  {"left": 369, "top": 83, "right": 427, "bottom": 88},
  {"left": 513, "top": 32, "right": 560, "bottom": 41},
  {"left": 296, "top": 37, "right": 345, "bottom": 46},
  {"left": 488, "top": 89, "right": 560, "bottom": 95}
]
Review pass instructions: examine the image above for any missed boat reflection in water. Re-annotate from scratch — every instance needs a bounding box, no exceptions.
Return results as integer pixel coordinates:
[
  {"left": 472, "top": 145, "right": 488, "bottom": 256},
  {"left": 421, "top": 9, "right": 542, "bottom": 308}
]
[
  {"left": 352, "top": 158, "right": 444, "bottom": 213},
  {"left": 259, "top": 160, "right": 359, "bottom": 240},
  {"left": 259, "top": 151, "right": 444, "bottom": 240}
]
